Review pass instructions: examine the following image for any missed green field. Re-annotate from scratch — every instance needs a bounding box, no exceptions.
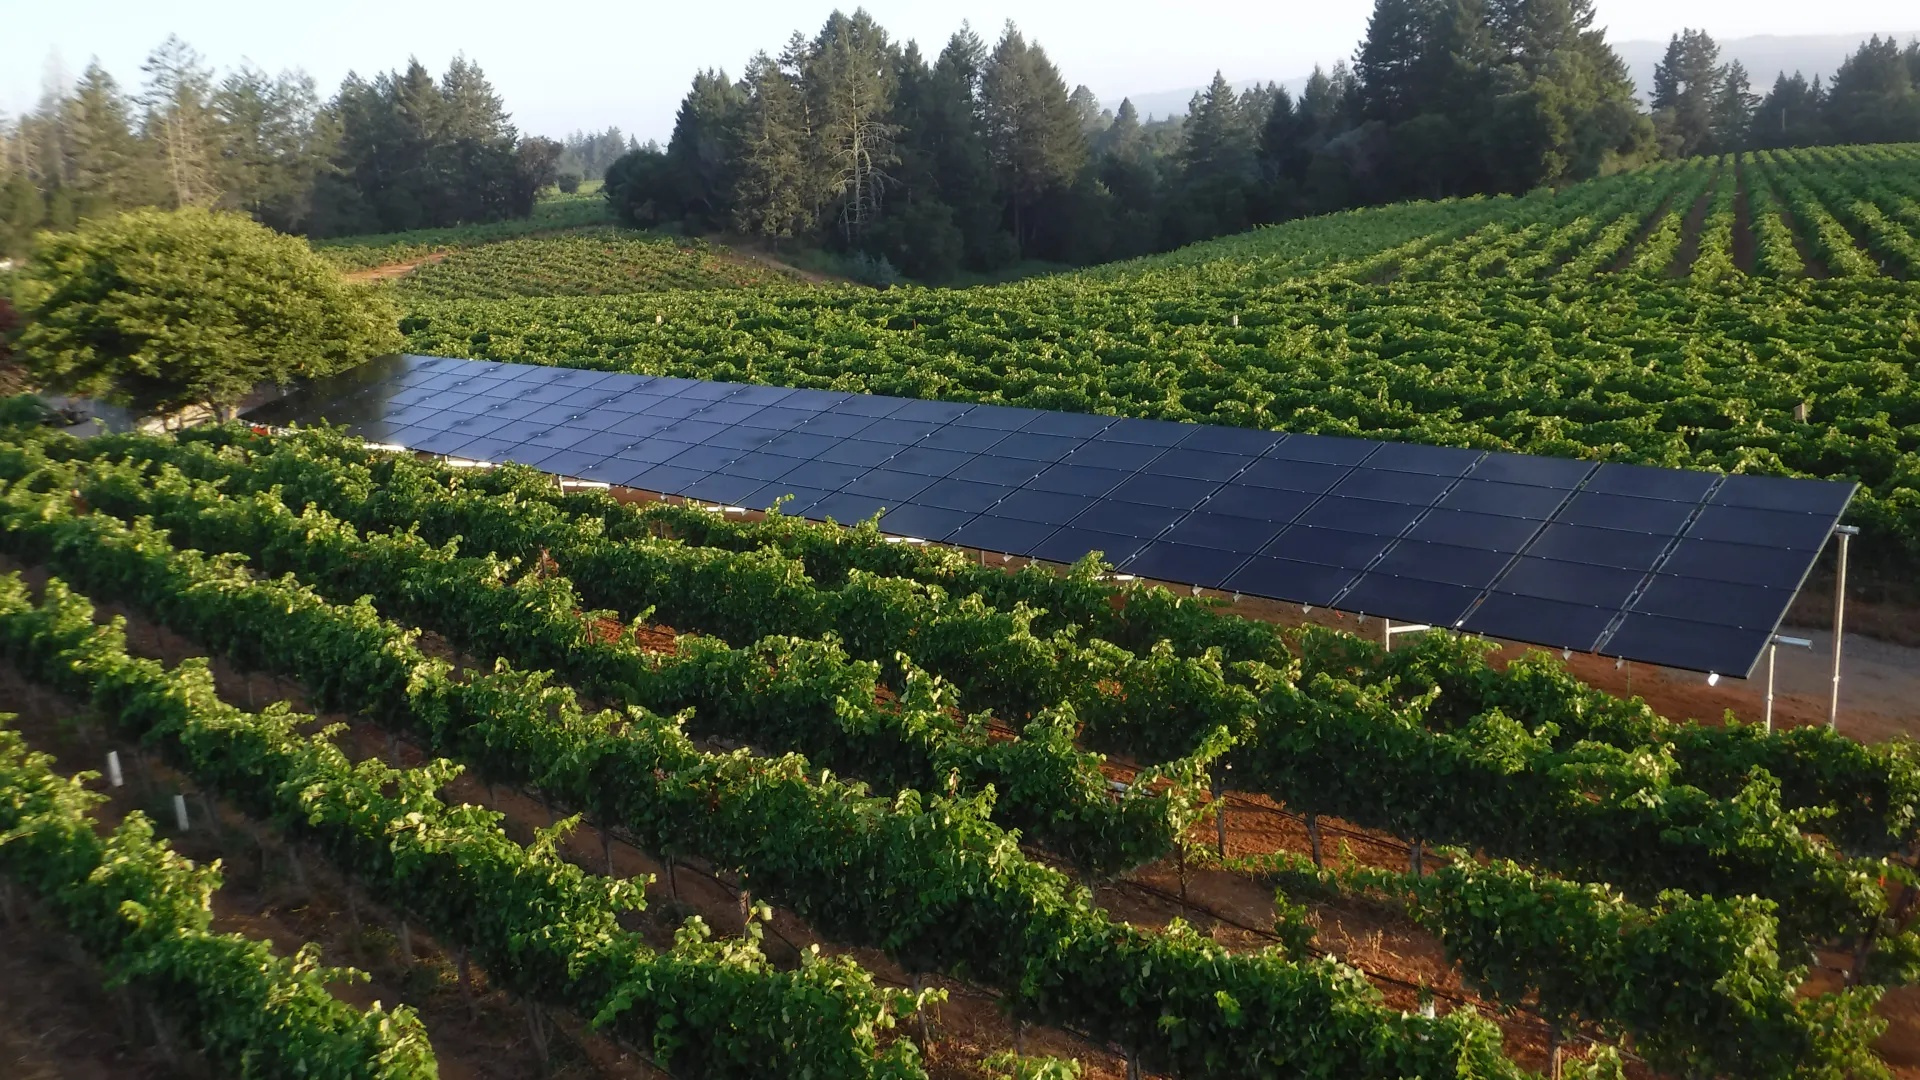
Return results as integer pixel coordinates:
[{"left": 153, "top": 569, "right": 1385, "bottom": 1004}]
[{"left": 381, "top": 145, "right": 1920, "bottom": 562}]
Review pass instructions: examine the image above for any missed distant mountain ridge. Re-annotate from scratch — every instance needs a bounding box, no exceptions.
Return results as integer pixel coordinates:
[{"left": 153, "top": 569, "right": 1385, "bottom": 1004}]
[{"left": 1103, "top": 31, "right": 1920, "bottom": 123}]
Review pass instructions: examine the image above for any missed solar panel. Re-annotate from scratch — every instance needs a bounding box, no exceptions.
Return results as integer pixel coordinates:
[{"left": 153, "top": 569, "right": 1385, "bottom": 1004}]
[
  {"left": 256, "top": 356, "right": 1856, "bottom": 677},
  {"left": 1122, "top": 541, "right": 1250, "bottom": 590}
]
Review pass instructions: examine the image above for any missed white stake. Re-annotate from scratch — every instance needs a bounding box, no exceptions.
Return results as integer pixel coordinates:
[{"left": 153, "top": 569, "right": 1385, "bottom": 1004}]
[
  {"left": 106, "top": 751, "right": 124, "bottom": 788},
  {"left": 172, "top": 793, "right": 190, "bottom": 831}
]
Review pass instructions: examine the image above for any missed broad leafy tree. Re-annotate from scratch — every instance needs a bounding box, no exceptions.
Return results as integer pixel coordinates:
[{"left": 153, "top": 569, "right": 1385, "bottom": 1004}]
[{"left": 11, "top": 208, "right": 399, "bottom": 418}]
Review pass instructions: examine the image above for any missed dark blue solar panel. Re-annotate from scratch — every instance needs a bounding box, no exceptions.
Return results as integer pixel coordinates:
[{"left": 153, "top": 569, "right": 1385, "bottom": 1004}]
[
  {"left": 1586, "top": 462, "right": 1717, "bottom": 503},
  {"left": 877, "top": 503, "right": 974, "bottom": 541},
  {"left": 1022, "top": 412, "right": 1114, "bottom": 437},
  {"left": 843, "top": 469, "right": 934, "bottom": 502},
  {"left": 1527, "top": 523, "right": 1673, "bottom": 571},
  {"left": 1340, "top": 574, "right": 1481, "bottom": 626},
  {"left": 1468, "top": 452, "right": 1595, "bottom": 489},
  {"left": 256, "top": 357, "right": 1853, "bottom": 678},
  {"left": 1201, "top": 485, "right": 1318, "bottom": 523},
  {"left": 1602, "top": 614, "right": 1769, "bottom": 676},
  {"left": 812, "top": 492, "right": 892, "bottom": 523},
  {"left": 1122, "top": 542, "right": 1250, "bottom": 589},
  {"left": 780, "top": 460, "right": 870, "bottom": 490},
  {"left": 1496, "top": 557, "right": 1644, "bottom": 609},
  {"left": 859, "top": 418, "right": 943, "bottom": 443},
  {"left": 1030, "top": 528, "right": 1149, "bottom": 567},
  {"left": 1687, "top": 504, "right": 1835, "bottom": 551},
  {"left": 1235, "top": 458, "right": 1353, "bottom": 494},
  {"left": 1462, "top": 593, "right": 1612, "bottom": 652},
  {"left": 798, "top": 412, "right": 879, "bottom": 438},
  {"left": 1058, "top": 440, "right": 1166, "bottom": 471},
  {"left": 949, "top": 515, "right": 1060, "bottom": 554},
  {"left": 888, "top": 399, "right": 975, "bottom": 423},
  {"left": 1162, "top": 511, "right": 1291, "bottom": 553},
  {"left": 1557, "top": 492, "right": 1696, "bottom": 536},
  {"left": 1330, "top": 469, "right": 1455, "bottom": 504},
  {"left": 1658, "top": 538, "right": 1811, "bottom": 590},
  {"left": 1068, "top": 500, "right": 1186, "bottom": 538},
  {"left": 1100, "top": 417, "right": 1194, "bottom": 447},
  {"left": 1438, "top": 480, "right": 1569, "bottom": 520},
  {"left": 1631, "top": 575, "right": 1794, "bottom": 631},
  {"left": 1223, "top": 557, "right": 1360, "bottom": 606},
  {"left": 818, "top": 440, "right": 901, "bottom": 467},
  {"left": 1711, "top": 473, "right": 1856, "bottom": 516},
  {"left": 1267, "top": 434, "right": 1379, "bottom": 465},
  {"left": 1366, "top": 443, "right": 1482, "bottom": 477},
  {"left": 953, "top": 405, "right": 1043, "bottom": 430},
  {"left": 1179, "top": 426, "right": 1286, "bottom": 457},
  {"left": 949, "top": 456, "right": 1042, "bottom": 486},
  {"left": 915, "top": 478, "right": 1014, "bottom": 513},
  {"left": 1108, "top": 473, "right": 1221, "bottom": 510},
  {"left": 921, "top": 425, "right": 1012, "bottom": 453},
  {"left": 991, "top": 432, "right": 1085, "bottom": 463},
  {"left": 887, "top": 446, "right": 975, "bottom": 477},
  {"left": 680, "top": 473, "right": 767, "bottom": 505},
  {"left": 719, "top": 452, "right": 807, "bottom": 482},
  {"left": 1372, "top": 541, "right": 1514, "bottom": 589},
  {"left": 1298, "top": 496, "right": 1424, "bottom": 536},
  {"left": 1262, "top": 526, "right": 1395, "bottom": 569},
  {"left": 1145, "top": 449, "right": 1252, "bottom": 481},
  {"left": 1027, "top": 463, "right": 1132, "bottom": 497},
  {"left": 984, "top": 489, "right": 1097, "bottom": 526}
]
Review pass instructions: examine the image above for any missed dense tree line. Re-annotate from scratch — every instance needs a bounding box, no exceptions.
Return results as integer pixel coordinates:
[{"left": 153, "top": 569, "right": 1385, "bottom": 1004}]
[
  {"left": 0, "top": 38, "right": 560, "bottom": 255},
  {"left": 604, "top": 4, "right": 1658, "bottom": 280},
  {"left": 1653, "top": 31, "right": 1920, "bottom": 154},
  {"left": 555, "top": 127, "right": 642, "bottom": 191}
]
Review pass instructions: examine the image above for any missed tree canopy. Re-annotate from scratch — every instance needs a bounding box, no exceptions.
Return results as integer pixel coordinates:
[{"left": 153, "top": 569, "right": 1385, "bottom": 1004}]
[{"left": 10, "top": 208, "right": 400, "bottom": 417}]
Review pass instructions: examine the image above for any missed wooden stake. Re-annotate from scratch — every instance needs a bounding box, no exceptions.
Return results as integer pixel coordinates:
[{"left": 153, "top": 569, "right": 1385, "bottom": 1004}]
[
  {"left": 457, "top": 947, "right": 475, "bottom": 1018},
  {"left": 1306, "top": 813, "right": 1323, "bottom": 867},
  {"left": 1409, "top": 840, "right": 1424, "bottom": 876},
  {"left": 911, "top": 972, "right": 931, "bottom": 1047},
  {"left": 601, "top": 826, "right": 615, "bottom": 875},
  {"left": 526, "top": 1002, "right": 550, "bottom": 1066},
  {"left": 1212, "top": 776, "right": 1227, "bottom": 857},
  {"left": 398, "top": 918, "right": 412, "bottom": 965}
]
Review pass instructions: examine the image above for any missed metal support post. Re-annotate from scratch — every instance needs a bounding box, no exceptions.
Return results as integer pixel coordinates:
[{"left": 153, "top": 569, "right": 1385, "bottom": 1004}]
[
  {"left": 1831, "top": 526, "right": 1857, "bottom": 730},
  {"left": 1765, "top": 642, "right": 1776, "bottom": 733},
  {"left": 1765, "top": 635, "right": 1814, "bottom": 733}
]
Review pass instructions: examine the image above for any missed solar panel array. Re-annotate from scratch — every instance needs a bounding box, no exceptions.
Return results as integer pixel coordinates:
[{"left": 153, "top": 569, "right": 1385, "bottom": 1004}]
[{"left": 247, "top": 354, "right": 1857, "bottom": 678}]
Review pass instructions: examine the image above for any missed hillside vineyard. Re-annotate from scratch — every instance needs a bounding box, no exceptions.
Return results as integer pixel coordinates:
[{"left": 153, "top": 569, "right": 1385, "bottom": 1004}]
[{"left": 398, "top": 145, "right": 1920, "bottom": 566}]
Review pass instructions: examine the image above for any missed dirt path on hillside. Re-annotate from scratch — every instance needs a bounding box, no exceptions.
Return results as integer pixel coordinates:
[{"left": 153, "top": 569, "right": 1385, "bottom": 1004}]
[{"left": 343, "top": 252, "right": 447, "bottom": 284}]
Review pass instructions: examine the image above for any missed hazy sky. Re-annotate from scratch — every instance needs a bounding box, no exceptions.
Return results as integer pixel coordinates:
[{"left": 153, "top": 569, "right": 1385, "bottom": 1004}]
[{"left": 5, "top": 0, "right": 1918, "bottom": 142}]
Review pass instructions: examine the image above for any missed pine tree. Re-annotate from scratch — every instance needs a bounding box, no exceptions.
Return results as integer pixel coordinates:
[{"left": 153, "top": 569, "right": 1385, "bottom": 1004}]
[
  {"left": 733, "top": 51, "right": 813, "bottom": 241},
  {"left": 1651, "top": 29, "right": 1723, "bottom": 157},
  {"left": 140, "top": 36, "right": 220, "bottom": 207},
  {"left": 1709, "top": 61, "right": 1758, "bottom": 153},
  {"left": 804, "top": 10, "right": 899, "bottom": 243},
  {"left": 664, "top": 68, "right": 747, "bottom": 230},
  {"left": 980, "top": 22, "right": 1085, "bottom": 252},
  {"left": 61, "top": 63, "right": 149, "bottom": 216}
]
